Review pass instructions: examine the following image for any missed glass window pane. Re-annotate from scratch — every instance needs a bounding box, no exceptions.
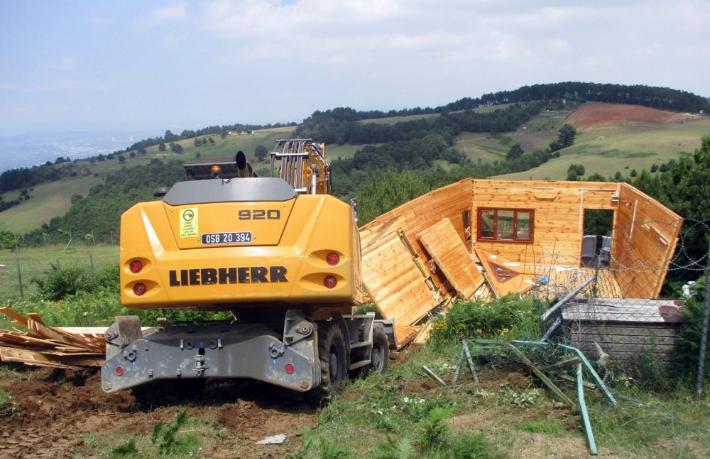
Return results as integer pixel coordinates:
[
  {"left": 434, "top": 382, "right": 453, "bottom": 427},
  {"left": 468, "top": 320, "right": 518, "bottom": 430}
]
[
  {"left": 480, "top": 210, "right": 494, "bottom": 238},
  {"left": 497, "top": 210, "right": 514, "bottom": 239},
  {"left": 517, "top": 211, "right": 531, "bottom": 240}
]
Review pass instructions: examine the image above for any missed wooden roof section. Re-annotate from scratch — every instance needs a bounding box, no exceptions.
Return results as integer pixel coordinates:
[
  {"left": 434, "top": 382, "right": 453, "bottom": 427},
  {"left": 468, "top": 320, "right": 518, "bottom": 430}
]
[{"left": 418, "top": 218, "right": 484, "bottom": 299}]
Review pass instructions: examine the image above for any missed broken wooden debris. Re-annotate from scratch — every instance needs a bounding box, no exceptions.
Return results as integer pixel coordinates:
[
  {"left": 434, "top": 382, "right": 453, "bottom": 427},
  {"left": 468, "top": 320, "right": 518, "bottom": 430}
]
[{"left": 0, "top": 307, "right": 105, "bottom": 369}]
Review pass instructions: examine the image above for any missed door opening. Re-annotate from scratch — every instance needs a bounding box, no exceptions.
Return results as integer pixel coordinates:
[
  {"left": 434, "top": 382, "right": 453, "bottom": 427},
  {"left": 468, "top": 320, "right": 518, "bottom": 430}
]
[{"left": 581, "top": 209, "right": 614, "bottom": 267}]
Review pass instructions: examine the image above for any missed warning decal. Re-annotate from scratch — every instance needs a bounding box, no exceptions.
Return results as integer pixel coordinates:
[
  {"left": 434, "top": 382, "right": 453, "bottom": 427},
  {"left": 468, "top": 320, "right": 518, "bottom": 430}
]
[{"left": 179, "top": 208, "right": 199, "bottom": 238}]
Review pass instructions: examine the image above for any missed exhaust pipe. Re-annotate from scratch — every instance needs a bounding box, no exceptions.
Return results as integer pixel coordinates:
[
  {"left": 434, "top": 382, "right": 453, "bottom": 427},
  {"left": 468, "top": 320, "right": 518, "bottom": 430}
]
[{"left": 235, "top": 151, "right": 258, "bottom": 178}]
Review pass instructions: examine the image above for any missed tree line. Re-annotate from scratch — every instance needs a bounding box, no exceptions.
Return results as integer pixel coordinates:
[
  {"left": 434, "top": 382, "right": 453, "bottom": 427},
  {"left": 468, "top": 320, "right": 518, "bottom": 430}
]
[
  {"left": 295, "top": 81, "right": 709, "bottom": 126},
  {"left": 295, "top": 101, "right": 549, "bottom": 145}
]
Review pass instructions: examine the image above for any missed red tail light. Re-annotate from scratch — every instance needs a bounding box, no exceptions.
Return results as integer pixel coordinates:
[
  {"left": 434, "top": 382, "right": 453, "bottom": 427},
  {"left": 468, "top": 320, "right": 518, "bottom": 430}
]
[
  {"left": 115, "top": 366, "right": 124, "bottom": 376},
  {"left": 133, "top": 283, "right": 146, "bottom": 296},
  {"left": 324, "top": 275, "right": 337, "bottom": 289},
  {"left": 284, "top": 363, "right": 295, "bottom": 374},
  {"left": 129, "top": 260, "right": 143, "bottom": 273},
  {"left": 326, "top": 252, "right": 340, "bottom": 266}
]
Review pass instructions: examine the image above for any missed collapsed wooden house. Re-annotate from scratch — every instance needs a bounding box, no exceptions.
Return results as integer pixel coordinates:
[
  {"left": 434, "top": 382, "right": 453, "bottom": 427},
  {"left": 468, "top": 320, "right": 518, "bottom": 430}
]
[{"left": 358, "top": 179, "right": 683, "bottom": 347}]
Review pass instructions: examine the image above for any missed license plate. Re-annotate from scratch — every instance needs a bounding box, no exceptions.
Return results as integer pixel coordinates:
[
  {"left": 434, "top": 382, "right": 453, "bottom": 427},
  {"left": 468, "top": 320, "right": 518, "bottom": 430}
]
[{"left": 201, "top": 232, "right": 252, "bottom": 245}]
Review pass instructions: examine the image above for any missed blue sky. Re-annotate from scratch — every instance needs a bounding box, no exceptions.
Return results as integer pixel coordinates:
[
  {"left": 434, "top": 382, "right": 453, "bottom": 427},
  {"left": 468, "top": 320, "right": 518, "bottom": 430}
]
[{"left": 1, "top": 0, "right": 709, "bottom": 136}]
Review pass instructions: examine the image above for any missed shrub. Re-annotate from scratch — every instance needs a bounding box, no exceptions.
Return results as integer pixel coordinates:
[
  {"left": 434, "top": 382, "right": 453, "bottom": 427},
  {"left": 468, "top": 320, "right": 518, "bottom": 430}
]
[
  {"left": 32, "top": 264, "right": 118, "bottom": 300},
  {"left": 431, "top": 296, "right": 542, "bottom": 344},
  {"left": 675, "top": 276, "right": 709, "bottom": 380}
]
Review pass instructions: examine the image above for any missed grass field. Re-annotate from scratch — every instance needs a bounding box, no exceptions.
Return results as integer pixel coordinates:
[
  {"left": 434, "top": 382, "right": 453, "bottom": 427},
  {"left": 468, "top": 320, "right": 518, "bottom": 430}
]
[
  {"left": 0, "top": 127, "right": 297, "bottom": 233},
  {"left": 454, "top": 109, "right": 573, "bottom": 163},
  {"left": 0, "top": 244, "right": 117, "bottom": 300},
  {"left": 499, "top": 117, "right": 710, "bottom": 180},
  {"left": 0, "top": 176, "right": 100, "bottom": 233},
  {"left": 358, "top": 104, "right": 520, "bottom": 126},
  {"left": 3, "top": 102, "right": 708, "bottom": 234},
  {"left": 296, "top": 343, "right": 710, "bottom": 458}
]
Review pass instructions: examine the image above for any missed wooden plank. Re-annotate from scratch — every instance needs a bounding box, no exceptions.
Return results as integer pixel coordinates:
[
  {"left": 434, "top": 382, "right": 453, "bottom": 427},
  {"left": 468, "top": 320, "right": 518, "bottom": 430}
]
[
  {"left": 418, "top": 218, "right": 484, "bottom": 299},
  {"left": 473, "top": 247, "right": 538, "bottom": 297},
  {"left": 361, "top": 230, "right": 438, "bottom": 345}
]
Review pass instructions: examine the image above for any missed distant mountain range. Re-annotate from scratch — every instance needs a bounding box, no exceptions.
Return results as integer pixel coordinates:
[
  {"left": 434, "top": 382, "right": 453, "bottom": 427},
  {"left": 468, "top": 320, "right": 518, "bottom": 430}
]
[{"left": 0, "top": 130, "right": 156, "bottom": 172}]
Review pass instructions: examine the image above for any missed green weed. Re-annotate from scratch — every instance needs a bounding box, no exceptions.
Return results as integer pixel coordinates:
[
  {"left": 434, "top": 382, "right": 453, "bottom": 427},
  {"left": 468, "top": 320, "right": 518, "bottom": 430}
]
[
  {"left": 109, "top": 439, "right": 138, "bottom": 458},
  {"left": 515, "top": 419, "right": 568, "bottom": 436},
  {"left": 450, "top": 432, "right": 499, "bottom": 459},
  {"left": 150, "top": 410, "right": 201, "bottom": 456},
  {"left": 373, "top": 436, "right": 414, "bottom": 459},
  {"left": 418, "top": 406, "right": 454, "bottom": 451},
  {"left": 0, "top": 386, "right": 18, "bottom": 416}
]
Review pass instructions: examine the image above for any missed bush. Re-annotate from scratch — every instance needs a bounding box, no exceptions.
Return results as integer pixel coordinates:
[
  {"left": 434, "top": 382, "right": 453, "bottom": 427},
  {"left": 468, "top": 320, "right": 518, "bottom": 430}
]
[
  {"left": 431, "top": 296, "right": 542, "bottom": 344},
  {"left": 32, "top": 264, "right": 119, "bottom": 300},
  {"left": 675, "top": 276, "right": 709, "bottom": 380}
]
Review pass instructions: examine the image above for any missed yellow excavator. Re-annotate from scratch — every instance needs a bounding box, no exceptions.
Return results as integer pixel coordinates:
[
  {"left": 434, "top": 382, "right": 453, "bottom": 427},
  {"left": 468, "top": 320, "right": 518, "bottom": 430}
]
[{"left": 102, "top": 139, "right": 390, "bottom": 401}]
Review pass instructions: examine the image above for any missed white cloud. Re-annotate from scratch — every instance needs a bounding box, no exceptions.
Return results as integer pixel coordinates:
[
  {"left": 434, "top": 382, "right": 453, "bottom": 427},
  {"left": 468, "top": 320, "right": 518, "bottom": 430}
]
[{"left": 149, "top": 2, "right": 188, "bottom": 23}]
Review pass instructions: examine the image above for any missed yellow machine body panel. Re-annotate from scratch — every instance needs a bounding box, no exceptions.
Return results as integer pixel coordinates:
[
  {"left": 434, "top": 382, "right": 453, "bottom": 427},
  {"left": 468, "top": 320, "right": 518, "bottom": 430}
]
[{"left": 119, "top": 191, "right": 357, "bottom": 309}]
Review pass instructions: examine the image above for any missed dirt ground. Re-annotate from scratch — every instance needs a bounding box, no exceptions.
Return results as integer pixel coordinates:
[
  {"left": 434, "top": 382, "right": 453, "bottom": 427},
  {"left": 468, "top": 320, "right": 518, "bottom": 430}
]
[
  {"left": 568, "top": 102, "right": 693, "bottom": 130},
  {"left": 0, "top": 367, "right": 316, "bottom": 458}
]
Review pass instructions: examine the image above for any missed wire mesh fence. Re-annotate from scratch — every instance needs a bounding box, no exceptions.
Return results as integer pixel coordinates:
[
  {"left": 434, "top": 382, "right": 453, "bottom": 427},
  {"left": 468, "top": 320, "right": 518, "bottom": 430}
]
[{"left": 0, "top": 244, "right": 118, "bottom": 300}]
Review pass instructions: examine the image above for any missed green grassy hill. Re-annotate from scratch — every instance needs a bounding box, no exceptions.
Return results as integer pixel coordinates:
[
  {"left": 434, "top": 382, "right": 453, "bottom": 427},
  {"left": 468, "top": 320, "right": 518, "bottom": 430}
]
[
  {"left": 2, "top": 95, "right": 708, "bottom": 237},
  {"left": 499, "top": 115, "right": 710, "bottom": 180}
]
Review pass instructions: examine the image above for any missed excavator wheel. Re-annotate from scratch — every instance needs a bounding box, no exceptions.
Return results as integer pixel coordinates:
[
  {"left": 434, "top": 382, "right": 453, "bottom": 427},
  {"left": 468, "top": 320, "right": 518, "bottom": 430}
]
[
  {"left": 368, "top": 323, "right": 389, "bottom": 374},
  {"left": 309, "top": 320, "right": 349, "bottom": 404}
]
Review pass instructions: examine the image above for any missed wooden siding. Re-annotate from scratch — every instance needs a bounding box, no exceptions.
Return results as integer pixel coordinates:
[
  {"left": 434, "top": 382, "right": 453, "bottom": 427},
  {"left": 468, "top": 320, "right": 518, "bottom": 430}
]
[
  {"left": 610, "top": 184, "right": 683, "bottom": 298},
  {"left": 418, "top": 218, "right": 484, "bottom": 299},
  {"left": 471, "top": 180, "right": 618, "bottom": 266},
  {"left": 361, "top": 179, "right": 474, "bottom": 297},
  {"left": 360, "top": 230, "right": 437, "bottom": 347}
]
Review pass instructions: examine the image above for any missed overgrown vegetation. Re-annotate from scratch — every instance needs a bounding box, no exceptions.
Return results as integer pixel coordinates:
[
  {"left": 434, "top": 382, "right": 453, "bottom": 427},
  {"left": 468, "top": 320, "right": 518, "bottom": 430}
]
[
  {"left": 1, "top": 264, "right": 228, "bottom": 328},
  {"left": 430, "top": 296, "right": 543, "bottom": 344}
]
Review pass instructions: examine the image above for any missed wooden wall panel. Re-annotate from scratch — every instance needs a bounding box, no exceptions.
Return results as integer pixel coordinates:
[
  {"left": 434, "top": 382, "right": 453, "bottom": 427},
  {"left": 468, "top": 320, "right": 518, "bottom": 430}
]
[
  {"left": 471, "top": 180, "right": 618, "bottom": 266},
  {"left": 361, "top": 231, "right": 439, "bottom": 346},
  {"left": 610, "top": 184, "right": 682, "bottom": 298},
  {"left": 418, "top": 218, "right": 484, "bottom": 299},
  {"left": 360, "top": 179, "right": 474, "bottom": 297}
]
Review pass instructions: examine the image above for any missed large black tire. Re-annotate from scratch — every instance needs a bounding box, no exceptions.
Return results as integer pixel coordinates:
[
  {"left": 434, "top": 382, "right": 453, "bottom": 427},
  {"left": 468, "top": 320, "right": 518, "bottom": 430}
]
[
  {"left": 310, "top": 321, "right": 349, "bottom": 404},
  {"left": 369, "top": 323, "right": 389, "bottom": 374}
]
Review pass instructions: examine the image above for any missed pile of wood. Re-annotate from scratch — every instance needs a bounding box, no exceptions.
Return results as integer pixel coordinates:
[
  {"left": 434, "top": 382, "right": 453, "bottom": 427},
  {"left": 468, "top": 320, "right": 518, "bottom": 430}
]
[{"left": 0, "top": 307, "right": 105, "bottom": 369}]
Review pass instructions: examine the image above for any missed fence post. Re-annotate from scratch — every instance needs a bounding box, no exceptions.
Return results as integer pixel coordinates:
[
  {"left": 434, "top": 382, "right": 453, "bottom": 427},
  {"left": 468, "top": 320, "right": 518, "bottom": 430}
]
[
  {"left": 695, "top": 241, "right": 710, "bottom": 398},
  {"left": 16, "top": 257, "right": 24, "bottom": 298}
]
